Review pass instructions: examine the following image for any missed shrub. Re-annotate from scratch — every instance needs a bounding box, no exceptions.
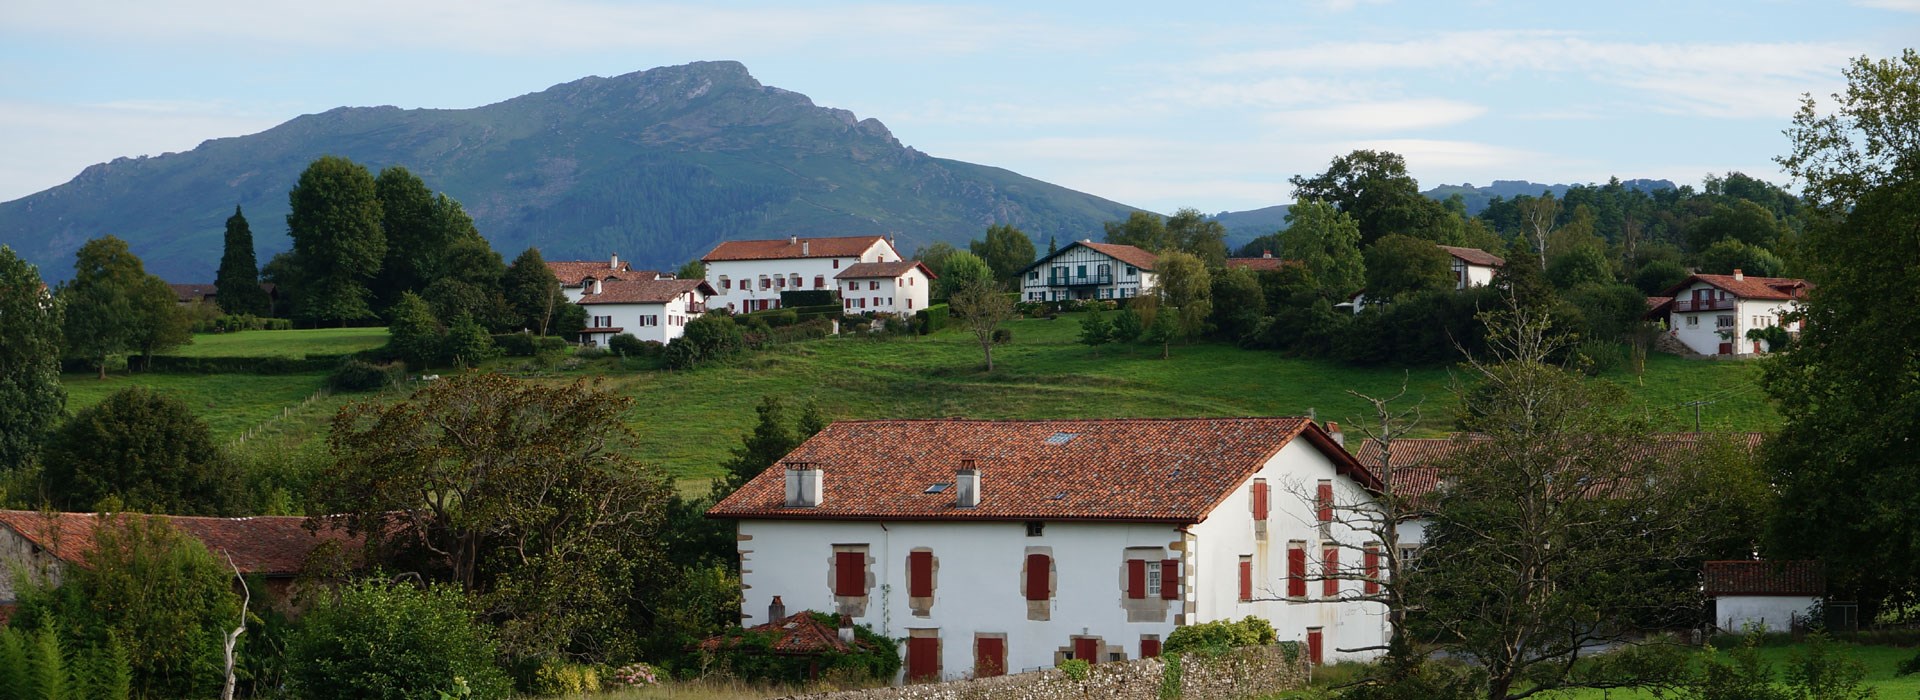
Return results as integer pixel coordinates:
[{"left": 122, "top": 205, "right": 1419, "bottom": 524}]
[
  {"left": 1574, "top": 340, "right": 1625, "bottom": 376},
  {"left": 1689, "top": 632, "right": 1789, "bottom": 700},
  {"left": 608, "top": 333, "right": 654, "bottom": 357},
  {"left": 329, "top": 358, "right": 402, "bottom": 392},
  {"left": 529, "top": 662, "right": 602, "bottom": 695},
  {"left": 606, "top": 662, "right": 661, "bottom": 688},
  {"left": 575, "top": 346, "right": 611, "bottom": 360},
  {"left": 1783, "top": 632, "right": 1874, "bottom": 700},
  {"left": 443, "top": 313, "right": 497, "bottom": 367},
  {"left": 1163, "top": 616, "right": 1276, "bottom": 655},
  {"left": 41, "top": 387, "right": 242, "bottom": 515},
  {"left": 915, "top": 303, "right": 949, "bottom": 334},
  {"left": 1060, "top": 658, "right": 1091, "bottom": 681},
  {"left": 284, "top": 579, "right": 511, "bottom": 700},
  {"left": 992, "top": 328, "right": 1012, "bottom": 344},
  {"left": 534, "top": 336, "right": 568, "bottom": 355},
  {"left": 492, "top": 333, "right": 538, "bottom": 357},
  {"left": 703, "top": 612, "right": 899, "bottom": 684}
]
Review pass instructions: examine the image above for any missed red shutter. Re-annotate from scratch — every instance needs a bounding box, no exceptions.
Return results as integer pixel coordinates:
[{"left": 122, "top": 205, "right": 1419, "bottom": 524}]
[
  {"left": 1306, "top": 628, "right": 1324, "bottom": 666},
  {"left": 1127, "top": 559, "right": 1146, "bottom": 599},
  {"left": 1317, "top": 482, "right": 1334, "bottom": 522},
  {"left": 908, "top": 636, "right": 939, "bottom": 682},
  {"left": 1287, "top": 547, "right": 1307, "bottom": 598},
  {"left": 1141, "top": 638, "right": 1162, "bottom": 658},
  {"left": 975, "top": 637, "right": 1005, "bottom": 678},
  {"left": 1364, "top": 546, "right": 1381, "bottom": 595},
  {"left": 1323, "top": 547, "right": 1340, "bottom": 597},
  {"left": 1073, "top": 637, "right": 1099, "bottom": 664},
  {"left": 1160, "top": 559, "right": 1181, "bottom": 600},
  {"left": 1252, "top": 480, "right": 1269, "bottom": 521},
  {"left": 1026, "top": 554, "right": 1050, "bottom": 601},
  {"left": 1238, "top": 559, "right": 1252, "bottom": 601},
  {"left": 835, "top": 551, "right": 865, "bottom": 597},
  {"left": 909, "top": 551, "right": 933, "bottom": 598}
]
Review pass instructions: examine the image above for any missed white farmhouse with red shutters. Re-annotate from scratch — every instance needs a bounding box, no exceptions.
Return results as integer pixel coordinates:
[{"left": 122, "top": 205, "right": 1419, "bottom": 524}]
[
  {"left": 546, "top": 254, "right": 671, "bottom": 304},
  {"left": 1018, "top": 241, "right": 1159, "bottom": 302},
  {"left": 702, "top": 235, "right": 903, "bottom": 313},
  {"left": 575, "top": 278, "right": 714, "bottom": 347},
  {"left": 836, "top": 261, "right": 936, "bottom": 315},
  {"left": 707, "top": 418, "right": 1389, "bottom": 684},
  {"left": 1649, "top": 270, "right": 1809, "bottom": 356}
]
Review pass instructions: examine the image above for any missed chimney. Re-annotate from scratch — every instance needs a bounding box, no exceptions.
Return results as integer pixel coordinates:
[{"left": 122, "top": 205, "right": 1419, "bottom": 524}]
[
  {"left": 955, "top": 459, "right": 981, "bottom": 508},
  {"left": 590, "top": 278, "right": 603, "bottom": 295},
  {"left": 1327, "top": 422, "right": 1345, "bottom": 448},
  {"left": 783, "top": 462, "right": 822, "bottom": 508},
  {"left": 790, "top": 234, "right": 799, "bottom": 245},
  {"left": 802, "top": 240, "right": 811, "bottom": 256},
  {"left": 610, "top": 253, "right": 620, "bottom": 269},
  {"left": 837, "top": 614, "right": 855, "bottom": 644},
  {"left": 768, "top": 595, "right": 786, "bottom": 622},
  {"left": 1733, "top": 268, "right": 1744, "bottom": 282},
  {"left": 1262, "top": 249, "right": 1273, "bottom": 259}
]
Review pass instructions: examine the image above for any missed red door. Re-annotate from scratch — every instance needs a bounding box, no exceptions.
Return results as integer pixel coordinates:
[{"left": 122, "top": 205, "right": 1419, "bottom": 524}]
[
  {"left": 1073, "top": 637, "right": 1099, "bottom": 664},
  {"left": 1718, "top": 342, "right": 1734, "bottom": 355},
  {"left": 1306, "top": 628, "right": 1324, "bottom": 666},
  {"left": 907, "top": 636, "right": 940, "bottom": 682},
  {"left": 975, "top": 637, "right": 1005, "bottom": 678}
]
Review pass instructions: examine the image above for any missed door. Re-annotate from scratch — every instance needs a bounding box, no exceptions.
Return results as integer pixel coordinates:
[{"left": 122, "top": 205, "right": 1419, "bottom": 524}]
[
  {"left": 907, "top": 635, "right": 940, "bottom": 682},
  {"left": 1306, "top": 628, "right": 1324, "bottom": 666},
  {"left": 975, "top": 636, "right": 1006, "bottom": 678},
  {"left": 1718, "top": 342, "right": 1733, "bottom": 355},
  {"left": 1072, "top": 637, "right": 1099, "bottom": 664}
]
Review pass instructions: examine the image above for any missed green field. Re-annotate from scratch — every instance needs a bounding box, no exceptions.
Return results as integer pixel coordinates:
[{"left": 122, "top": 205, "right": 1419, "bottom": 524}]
[
  {"left": 62, "top": 371, "right": 333, "bottom": 442},
  {"left": 1556, "top": 642, "right": 1920, "bottom": 699},
  {"left": 160, "top": 327, "right": 391, "bottom": 358}
]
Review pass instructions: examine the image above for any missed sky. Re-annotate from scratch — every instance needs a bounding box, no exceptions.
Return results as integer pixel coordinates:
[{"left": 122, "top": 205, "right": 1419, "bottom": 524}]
[{"left": 1, "top": 1, "right": 1914, "bottom": 214}]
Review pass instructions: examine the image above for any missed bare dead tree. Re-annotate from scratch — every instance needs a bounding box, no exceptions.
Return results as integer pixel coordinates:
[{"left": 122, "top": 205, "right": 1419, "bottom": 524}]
[
  {"left": 222, "top": 553, "right": 251, "bottom": 700},
  {"left": 1519, "top": 194, "right": 1561, "bottom": 270}
]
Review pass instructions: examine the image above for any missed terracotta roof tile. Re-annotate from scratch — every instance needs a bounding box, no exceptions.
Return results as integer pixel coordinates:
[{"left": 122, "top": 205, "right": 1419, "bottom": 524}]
[
  {"left": 1704, "top": 560, "right": 1825, "bottom": 597},
  {"left": 1077, "top": 242, "right": 1160, "bottom": 271},
  {"left": 578, "top": 279, "right": 714, "bottom": 305},
  {"left": 702, "top": 236, "right": 890, "bottom": 262},
  {"left": 708, "top": 418, "right": 1373, "bottom": 523},
  {"left": 1438, "top": 246, "right": 1505, "bottom": 267},
  {"left": 835, "top": 261, "right": 937, "bottom": 280},
  {"left": 699, "top": 612, "right": 852, "bottom": 655},
  {"left": 545, "top": 260, "right": 634, "bottom": 286},
  {"left": 1225, "top": 257, "right": 1299, "bottom": 272},
  {"left": 0, "top": 510, "right": 360, "bottom": 576},
  {"left": 1659, "top": 274, "right": 1811, "bottom": 302},
  {"left": 168, "top": 283, "right": 217, "bottom": 303}
]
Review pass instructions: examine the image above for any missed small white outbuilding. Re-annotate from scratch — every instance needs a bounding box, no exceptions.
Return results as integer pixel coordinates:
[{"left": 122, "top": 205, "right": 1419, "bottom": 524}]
[{"left": 1703, "top": 560, "right": 1825, "bottom": 634}]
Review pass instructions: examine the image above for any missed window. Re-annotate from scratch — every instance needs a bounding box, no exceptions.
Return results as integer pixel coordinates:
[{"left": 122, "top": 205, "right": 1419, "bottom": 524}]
[
  {"left": 834, "top": 548, "right": 867, "bottom": 597},
  {"left": 720, "top": 276, "right": 730, "bottom": 289},
  {"left": 1025, "top": 553, "right": 1051, "bottom": 601},
  {"left": 1126, "top": 266, "right": 1138, "bottom": 277},
  {"left": 1141, "top": 636, "right": 1162, "bottom": 659},
  {"left": 833, "top": 259, "right": 840, "bottom": 268},
  {"left": 1399, "top": 545, "right": 1421, "bottom": 570},
  {"left": 1147, "top": 561, "right": 1162, "bottom": 597},
  {"left": 1316, "top": 481, "right": 1334, "bottom": 523},
  {"left": 1097, "top": 263, "right": 1110, "bottom": 280},
  {"left": 1238, "top": 555, "right": 1253, "bottom": 601},
  {"left": 1365, "top": 545, "right": 1382, "bottom": 595},
  {"left": 908, "top": 550, "right": 934, "bottom": 598},
  {"left": 1026, "top": 521, "right": 1044, "bottom": 537},
  {"left": 759, "top": 277, "right": 770, "bottom": 290},
  {"left": 1252, "top": 479, "right": 1269, "bottom": 521},
  {"left": 1717, "top": 315, "right": 1735, "bottom": 328},
  {"left": 907, "top": 299, "right": 914, "bottom": 309},
  {"left": 1128, "top": 559, "right": 1147, "bottom": 599},
  {"left": 870, "top": 280, "right": 879, "bottom": 290},
  {"left": 791, "top": 274, "right": 801, "bottom": 288},
  {"left": 1687, "top": 316, "right": 1699, "bottom": 327},
  {"left": 849, "top": 281, "right": 859, "bottom": 291},
  {"left": 1029, "top": 270, "right": 1039, "bottom": 280},
  {"left": 815, "top": 275, "right": 825, "bottom": 288},
  {"left": 1287, "top": 543, "right": 1307, "bottom": 598},
  {"left": 844, "top": 299, "right": 853, "bottom": 310},
  {"left": 1323, "top": 547, "right": 1340, "bottom": 597}
]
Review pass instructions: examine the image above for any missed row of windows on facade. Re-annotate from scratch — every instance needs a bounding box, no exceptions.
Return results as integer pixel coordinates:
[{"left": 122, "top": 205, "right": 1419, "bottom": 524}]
[
  {"left": 843, "top": 297, "right": 911, "bottom": 310},
  {"left": 1028, "top": 264, "right": 1139, "bottom": 281},
  {"left": 898, "top": 624, "right": 1326, "bottom": 682},
  {"left": 717, "top": 275, "right": 917, "bottom": 292},
  {"left": 1685, "top": 314, "right": 1792, "bottom": 329},
  {"left": 1027, "top": 288, "right": 1139, "bottom": 301},
  {"left": 590, "top": 314, "right": 684, "bottom": 328},
  {"left": 829, "top": 549, "right": 1181, "bottom": 602},
  {"left": 846, "top": 279, "right": 914, "bottom": 291}
]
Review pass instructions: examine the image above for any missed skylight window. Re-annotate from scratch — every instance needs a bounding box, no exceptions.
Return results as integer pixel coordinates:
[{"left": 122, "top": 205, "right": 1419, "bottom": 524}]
[
  {"left": 1048, "top": 491, "right": 1068, "bottom": 501},
  {"left": 1044, "top": 432, "right": 1079, "bottom": 445},
  {"left": 924, "top": 483, "right": 952, "bottom": 494}
]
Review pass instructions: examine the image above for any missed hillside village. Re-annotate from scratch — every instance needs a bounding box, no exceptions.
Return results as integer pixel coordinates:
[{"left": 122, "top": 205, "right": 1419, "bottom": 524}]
[{"left": 0, "top": 45, "right": 1915, "bottom": 700}]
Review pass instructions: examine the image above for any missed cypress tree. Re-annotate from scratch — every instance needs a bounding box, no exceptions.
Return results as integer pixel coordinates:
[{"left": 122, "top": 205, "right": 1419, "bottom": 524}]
[{"left": 213, "top": 206, "right": 269, "bottom": 316}]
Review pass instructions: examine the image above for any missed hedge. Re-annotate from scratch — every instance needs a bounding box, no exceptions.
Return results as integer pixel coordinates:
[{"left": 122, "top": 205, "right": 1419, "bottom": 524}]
[
  {"left": 492, "top": 333, "right": 571, "bottom": 357},
  {"left": 739, "top": 304, "right": 841, "bottom": 326},
  {"left": 140, "top": 353, "right": 353, "bottom": 375},
  {"left": 915, "top": 304, "right": 950, "bottom": 335},
  {"left": 780, "top": 289, "right": 839, "bottom": 307}
]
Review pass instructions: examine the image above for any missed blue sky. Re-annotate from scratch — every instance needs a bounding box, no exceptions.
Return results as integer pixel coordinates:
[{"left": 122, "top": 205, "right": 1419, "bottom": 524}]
[{"left": 2, "top": 0, "right": 1914, "bottom": 213}]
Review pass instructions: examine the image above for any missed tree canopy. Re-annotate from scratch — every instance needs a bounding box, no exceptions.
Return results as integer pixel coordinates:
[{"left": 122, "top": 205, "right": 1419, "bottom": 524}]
[
  {"left": 1282, "top": 200, "right": 1366, "bottom": 300},
  {"left": 286, "top": 156, "right": 385, "bottom": 324},
  {"left": 58, "top": 236, "right": 181, "bottom": 378},
  {"left": 970, "top": 224, "right": 1036, "bottom": 281},
  {"left": 0, "top": 246, "right": 64, "bottom": 471},
  {"left": 41, "top": 386, "right": 241, "bottom": 515},
  {"left": 1290, "top": 150, "right": 1449, "bottom": 245}
]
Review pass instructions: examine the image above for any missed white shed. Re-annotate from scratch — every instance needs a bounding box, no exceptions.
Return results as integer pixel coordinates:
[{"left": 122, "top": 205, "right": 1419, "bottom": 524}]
[{"left": 1704, "top": 560, "right": 1825, "bottom": 634}]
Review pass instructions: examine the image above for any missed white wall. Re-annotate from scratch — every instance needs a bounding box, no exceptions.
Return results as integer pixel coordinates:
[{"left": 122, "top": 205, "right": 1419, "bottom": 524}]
[
  {"left": 1712, "top": 596, "right": 1819, "bottom": 634},
  {"left": 1020, "top": 246, "right": 1156, "bottom": 302},
  {"left": 840, "top": 267, "right": 934, "bottom": 315},
  {"left": 1668, "top": 282, "right": 1800, "bottom": 356},
  {"left": 1453, "top": 261, "right": 1497, "bottom": 290},
  {"left": 580, "top": 288, "right": 708, "bottom": 346},
  {"left": 707, "top": 241, "right": 898, "bottom": 313},
  {"left": 1185, "top": 439, "right": 1389, "bottom": 664}
]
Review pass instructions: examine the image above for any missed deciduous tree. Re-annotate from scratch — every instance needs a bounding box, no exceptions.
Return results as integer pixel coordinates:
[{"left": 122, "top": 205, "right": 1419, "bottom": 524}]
[
  {"left": 937, "top": 251, "right": 992, "bottom": 300},
  {"left": 0, "top": 246, "right": 64, "bottom": 470},
  {"left": 1282, "top": 200, "right": 1366, "bottom": 300},
  {"left": 286, "top": 156, "right": 384, "bottom": 325},
  {"left": 1163, "top": 208, "right": 1229, "bottom": 267},
  {"left": 949, "top": 278, "right": 1014, "bottom": 371},
  {"left": 41, "top": 386, "right": 241, "bottom": 515},
  {"left": 1077, "top": 306, "right": 1111, "bottom": 356},
  {"left": 59, "top": 237, "right": 167, "bottom": 379},
  {"left": 1152, "top": 251, "right": 1212, "bottom": 357},
  {"left": 213, "top": 206, "right": 270, "bottom": 317},
  {"left": 502, "top": 248, "right": 563, "bottom": 335},
  {"left": 1290, "top": 150, "right": 1449, "bottom": 246},
  {"left": 385, "top": 292, "right": 443, "bottom": 369},
  {"left": 1364, "top": 234, "right": 1452, "bottom": 301},
  {"left": 970, "top": 224, "right": 1036, "bottom": 281}
]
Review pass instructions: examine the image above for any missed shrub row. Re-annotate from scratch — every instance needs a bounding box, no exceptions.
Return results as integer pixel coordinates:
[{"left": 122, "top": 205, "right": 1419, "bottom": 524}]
[
  {"left": 140, "top": 353, "right": 354, "bottom": 375},
  {"left": 914, "top": 303, "right": 949, "bottom": 334},
  {"left": 189, "top": 314, "right": 294, "bottom": 334}
]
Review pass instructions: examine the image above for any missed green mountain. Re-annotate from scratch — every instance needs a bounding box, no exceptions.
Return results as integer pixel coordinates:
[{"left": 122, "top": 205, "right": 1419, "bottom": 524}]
[{"left": 0, "top": 61, "right": 1141, "bottom": 282}]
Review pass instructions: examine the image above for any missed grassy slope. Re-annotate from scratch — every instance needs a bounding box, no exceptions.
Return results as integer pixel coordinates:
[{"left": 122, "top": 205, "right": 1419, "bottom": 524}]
[
  {"left": 62, "top": 372, "right": 332, "bottom": 442},
  {"left": 160, "top": 327, "right": 391, "bottom": 358},
  {"left": 1555, "top": 642, "right": 1920, "bottom": 699}
]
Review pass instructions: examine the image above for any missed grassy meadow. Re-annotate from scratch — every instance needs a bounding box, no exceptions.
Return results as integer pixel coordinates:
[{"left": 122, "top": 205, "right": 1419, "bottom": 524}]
[{"left": 159, "top": 326, "right": 390, "bottom": 358}]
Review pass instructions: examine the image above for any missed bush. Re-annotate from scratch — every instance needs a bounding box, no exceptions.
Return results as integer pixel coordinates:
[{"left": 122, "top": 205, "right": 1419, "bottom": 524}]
[
  {"left": 608, "top": 333, "right": 660, "bottom": 358},
  {"left": 992, "top": 328, "right": 1012, "bottom": 344},
  {"left": 1060, "top": 658, "right": 1091, "bottom": 681},
  {"left": 915, "top": 303, "right": 950, "bottom": 334},
  {"left": 606, "top": 662, "right": 661, "bottom": 688},
  {"left": 1163, "top": 616, "right": 1276, "bottom": 655},
  {"left": 703, "top": 612, "right": 899, "bottom": 684},
  {"left": 443, "top": 313, "right": 497, "bottom": 367},
  {"left": 1574, "top": 340, "right": 1625, "bottom": 376},
  {"left": 192, "top": 313, "right": 293, "bottom": 333},
  {"left": 284, "top": 579, "right": 511, "bottom": 700},
  {"left": 574, "top": 346, "right": 611, "bottom": 360},
  {"left": 780, "top": 289, "right": 838, "bottom": 307},
  {"left": 41, "top": 387, "right": 242, "bottom": 515},
  {"left": 329, "top": 358, "right": 403, "bottom": 392},
  {"left": 492, "top": 333, "right": 538, "bottom": 357},
  {"left": 529, "top": 662, "right": 602, "bottom": 695}
]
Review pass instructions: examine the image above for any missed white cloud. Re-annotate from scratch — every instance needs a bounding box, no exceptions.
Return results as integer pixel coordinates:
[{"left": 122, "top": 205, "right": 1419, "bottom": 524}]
[
  {"left": 0, "top": 101, "right": 286, "bottom": 201},
  {"left": 1264, "top": 99, "right": 1487, "bottom": 133}
]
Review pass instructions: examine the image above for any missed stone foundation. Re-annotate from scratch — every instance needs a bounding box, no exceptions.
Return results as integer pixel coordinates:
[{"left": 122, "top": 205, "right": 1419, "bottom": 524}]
[{"left": 777, "top": 645, "right": 1309, "bottom": 700}]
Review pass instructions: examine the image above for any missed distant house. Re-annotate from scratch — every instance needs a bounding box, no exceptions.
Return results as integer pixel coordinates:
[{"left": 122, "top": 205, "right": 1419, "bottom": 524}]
[
  {"left": 1703, "top": 560, "right": 1825, "bottom": 634},
  {"left": 1017, "top": 240, "right": 1159, "bottom": 302},
  {"left": 1647, "top": 270, "right": 1809, "bottom": 357},
  {"left": 1439, "top": 246, "right": 1504, "bottom": 290},
  {"left": 835, "top": 260, "right": 936, "bottom": 315},
  {"left": 708, "top": 417, "right": 1388, "bottom": 682},
  {"left": 168, "top": 283, "right": 219, "bottom": 306},
  {"left": 546, "top": 254, "right": 668, "bottom": 304},
  {"left": 1224, "top": 251, "right": 1296, "bottom": 273},
  {"left": 702, "top": 236, "right": 903, "bottom": 314},
  {"left": 576, "top": 278, "right": 716, "bottom": 346},
  {"left": 0, "top": 510, "right": 359, "bottom": 616}
]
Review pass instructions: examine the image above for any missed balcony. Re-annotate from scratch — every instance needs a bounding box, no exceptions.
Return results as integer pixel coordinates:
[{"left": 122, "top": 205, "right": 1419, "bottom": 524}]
[
  {"left": 1047, "top": 273, "right": 1114, "bottom": 287},
  {"left": 1674, "top": 297, "right": 1736, "bottom": 312}
]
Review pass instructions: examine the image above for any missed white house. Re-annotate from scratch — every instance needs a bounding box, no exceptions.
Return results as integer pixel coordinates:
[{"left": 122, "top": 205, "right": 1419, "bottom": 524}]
[
  {"left": 1018, "top": 241, "right": 1159, "bottom": 302},
  {"left": 575, "top": 278, "right": 715, "bottom": 346},
  {"left": 1438, "top": 246, "right": 1504, "bottom": 290},
  {"left": 836, "top": 261, "right": 937, "bottom": 315},
  {"left": 703, "top": 235, "right": 903, "bottom": 313},
  {"left": 1650, "top": 270, "right": 1809, "bottom": 357},
  {"left": 546, "top": 254, "right": 667, "bottom": 304},
  {"left": 1703, "top": 560, "right": 1825, "bottom": 634},
  {"left": 707, "top": 418, "right": 1390, "bottom": 683}
]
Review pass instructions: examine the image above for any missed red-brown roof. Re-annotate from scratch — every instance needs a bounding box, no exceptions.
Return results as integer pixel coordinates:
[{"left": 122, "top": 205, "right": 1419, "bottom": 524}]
[
  {"left": 1225, "top": 256, "right": 1299, "bottom": 272},
  {"left": 1438, "top": 246, "right": 1505, "bottom": 267},
  {"left": 702, "top": 236, "right": 891, "bottom": 262},
  {"left": 578, "top": 278, "right": 715, "bottom": 305},
  {"left": 1079, "top": 242, "right": 1159, "bottom": 270},
  {"left": 546, "top": 259, "right": 634, "bottom": 285},
  {"left": 698, "top": 612, "right": 852, "bottom": 655},
  {"left": 835, "top": 260, "right": 937, "bottom": 280},
  {"left": 1704, "top": 560, "right": 1825, "bottom": 597},
  {"left": 1647, "top": 296, "right": 1673, "bottom": 310},
  {"left": 1356, "top": 433, "right": 1768, "bottom": 500},
  {"left": 168, "top": 283, "right": 217, "bottom": 303},
  {"left": 1660, "top": 273, "right": 1810, "bottom": 302},
  {"left": 0, "top": 510, "right": 359, "bottom": 577},
  {"left": 708, "top": 418, "right": 1374, "bottom": 523}
]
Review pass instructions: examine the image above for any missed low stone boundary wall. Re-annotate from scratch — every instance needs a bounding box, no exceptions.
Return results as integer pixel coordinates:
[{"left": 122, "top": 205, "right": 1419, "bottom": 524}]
[{"left": 778, "top": 645, "right": 1309, "bottom": 700}]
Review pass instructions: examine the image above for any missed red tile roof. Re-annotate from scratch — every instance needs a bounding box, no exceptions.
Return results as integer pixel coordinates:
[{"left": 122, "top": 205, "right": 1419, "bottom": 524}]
[
  {"left": 835, "top": 261, "right": 937, "bottom": 280},
  {"left": 1225, "top": 256, "right": 1299, "bottom": 272},
  {"left": 699, "top": 612, "right": 852, "bottom": 655},
  {"left": 168, "top": 283, "right": 218, "bottom": 303},
  {"left": 0, "top": 510, "right": 359, "bottom": 577},
  {"left": 1647, "top": 296, "right": 1673, "bottom": 310},
  {"left": 708, "top": 418, "right": 1373, "bottom": 523},
  {"left": 1704, "top": 560, "right": 1825, "bottom": 597},
  {"left": 1659, "top": 273, "right": 1810, "bottom": 302},
  {"left": 546, "top": 259, "right": 634, "bottom": 286},
  {"left": 577, "top": 278, "right": 715, "bottom": 305},
  {"left": 1438, "top": 246, "right": 1505, "bottom": 267},
  {"left": 1079, "top": 242, "right": 1160, "bottom": 270},
  {"left": 1355, "top": 433, "right": 1768, "bottom": 500},
  {"left": 702, "top": 236, "right": 891, "bottom": 262}
]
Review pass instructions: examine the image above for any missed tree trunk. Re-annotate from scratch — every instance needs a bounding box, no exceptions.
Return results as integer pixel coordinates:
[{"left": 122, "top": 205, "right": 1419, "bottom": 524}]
[
  {"left": 97, "top": 357, "right": 107, "bottom": 380},
  {"left": 982, "top": 340, "right": 994, "bottom": 371},
  {"left": 1161, "top": 340, "right": 1170, "bottom": 360}
]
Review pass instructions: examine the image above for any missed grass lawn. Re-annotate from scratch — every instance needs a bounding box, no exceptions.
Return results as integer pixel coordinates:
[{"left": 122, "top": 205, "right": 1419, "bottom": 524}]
[
  {"left": 161, "top": 327, "right": 390, "bottom": 358},
  {"left": 1555, "top": 642, "right": 1920, "bottom": 699},
  {"left": 62, "top": 372, "right": 332, "bottom": 442}
]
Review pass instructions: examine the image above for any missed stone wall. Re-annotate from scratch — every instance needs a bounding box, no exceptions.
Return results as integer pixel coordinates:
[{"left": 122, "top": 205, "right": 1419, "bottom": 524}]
[{"left": 778, "top": 645, "right": 1309, "bottom": 700}]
